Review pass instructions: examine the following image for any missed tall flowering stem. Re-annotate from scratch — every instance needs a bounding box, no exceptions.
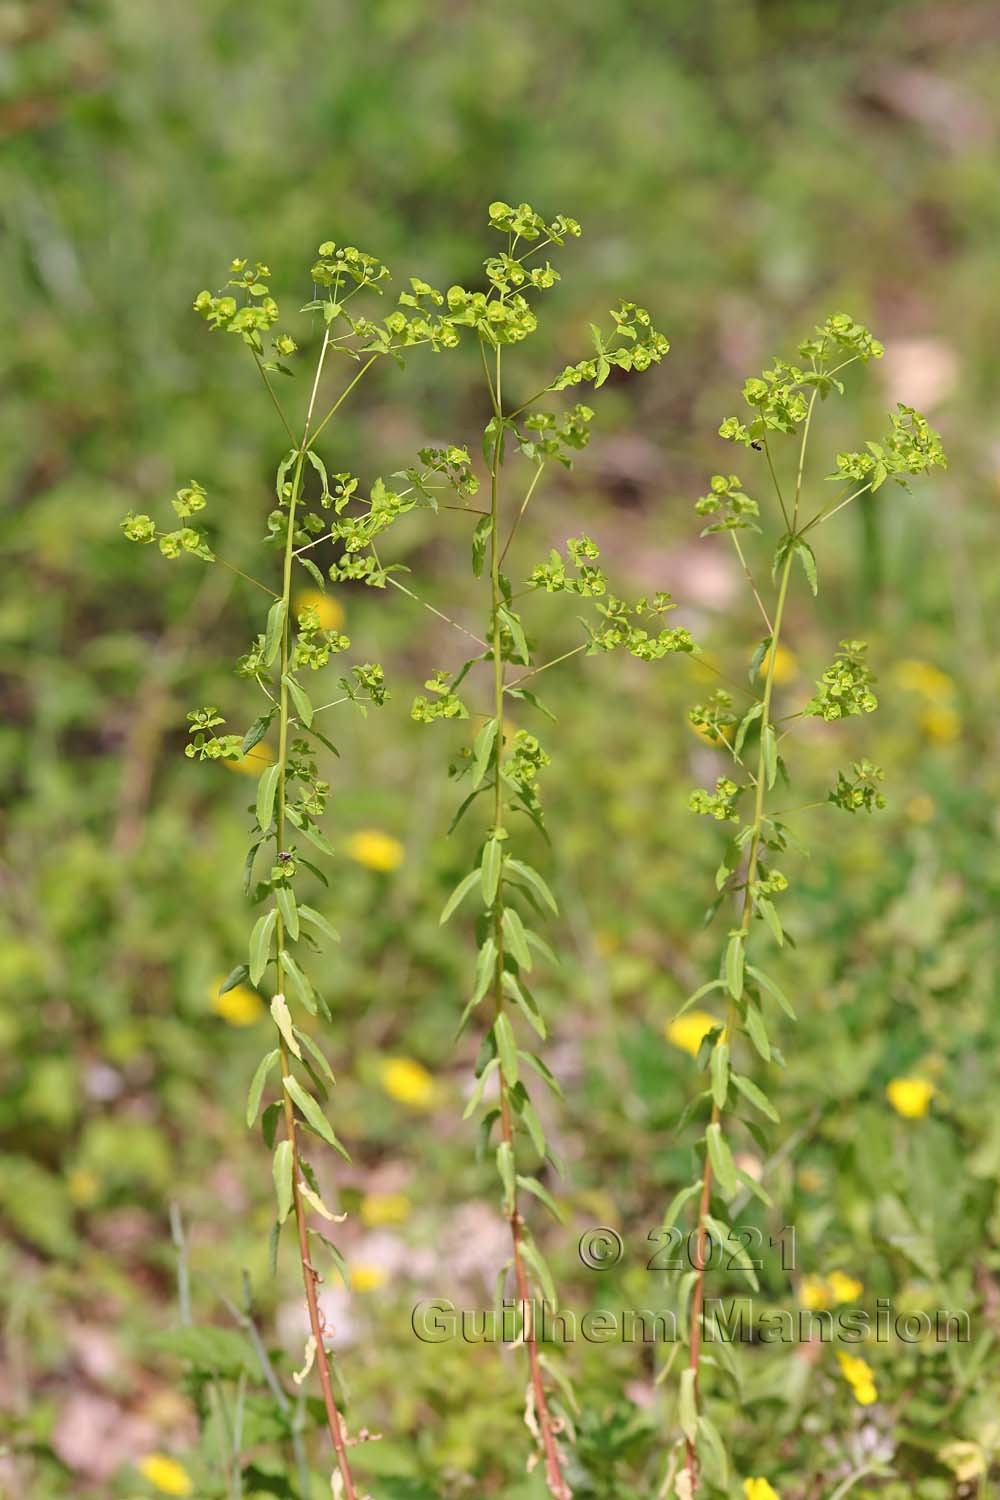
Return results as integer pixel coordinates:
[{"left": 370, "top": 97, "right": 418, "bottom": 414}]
[
  {"left": 411, "top": 201, "right": 690, "bottom": 1496},
  {"left": 122, "top": 242, "right": 462, "bottom": 1495},
  {"left": 672, "top": 314, "right": 946, "bottom": 1491}
]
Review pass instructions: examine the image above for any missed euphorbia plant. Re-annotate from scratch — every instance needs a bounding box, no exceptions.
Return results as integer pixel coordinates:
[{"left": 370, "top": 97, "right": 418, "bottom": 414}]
[
  {"left": 671, "top": 314, "right": 946, "bottom": 1493},
  {"left": 404, "top": 201, "right": 690, "bottom": 1497},
  {"left": 122, "top": 242, "right": 463, "bottom": 1498}
]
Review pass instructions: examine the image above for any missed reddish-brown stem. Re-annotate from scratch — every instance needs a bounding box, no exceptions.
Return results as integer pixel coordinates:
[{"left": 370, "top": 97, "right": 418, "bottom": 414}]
[
  {"left": 685, "top": 1105, "right": 718, "bottom": 1489},
  {"left": 279, "top": 1047, "right": 357, "bottom": 1499},
  {"left": 500, "top": 1088, "right": 572, "bottom": 1500}
]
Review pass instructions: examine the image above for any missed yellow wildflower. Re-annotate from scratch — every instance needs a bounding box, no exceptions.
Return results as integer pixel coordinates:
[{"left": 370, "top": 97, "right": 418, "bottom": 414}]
[
  {"left": 222, "top": 742, "right": 275, "bottom": 777},
  {"left": 137, "top": 1454, "right": 193, "bottom": 1496},
  {"left": 665, "top": 1009, "right": 718, "bottom": 1058},
  {"left": 295, "top": 588, "right": 345, "bottom": 631},
  {"left": 67, "top": 1167, "right": 100, "bottom": 1207},
  {"left": 744, "top": 1481, "right": 780, "bottom": 1500},
  {"left": 799, "top": 1275, "right": 831, "bottom": 1311},
  {"left": 212, "top": 977, "right": 264, "bottom": 1027},
  {"left": 892, "top": 659, "right": 955, "bottom": 702},
  {"left": 836, "top": 1349, "right": 878, "bottom": 1406},
  {"left": 760, "top": 644, "right": 798, "bottom": 684},
  {"left": 351, "top": 1263, "right": 388, "bottom": 1293},
  {"left": 939, "top": 1440, "right": 987, "bottom": 1482},
  {"left": 920, "top": 705, "right": 961, "bottom": 744},
  {"left": 905, "top": 793, "right": 935, "bottom": 823},
  {"left": 886, "top": 1076, "right": 935, "bottom": 1119},
  {"left": 827, "top": 1270, "right": 864, "bottom": 1304},
  {"left": 797, "top": 1166, "right": 824, "bottom": 1193},
  {"left": 379, "top": 1056, "right": 437, "bottom": 1110},
  {"left": 360, "top": 1191, "right": 412, "bottom": 1227},
  {"left": 347, "top": 829, "right": 404, "bottom": 873}
]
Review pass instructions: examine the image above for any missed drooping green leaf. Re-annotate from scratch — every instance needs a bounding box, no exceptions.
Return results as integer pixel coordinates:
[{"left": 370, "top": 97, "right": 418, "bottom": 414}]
[
  {"left": 249, "top": 908, "right": 277, "bottom": 986},
  {"left": 272, "top": 1140, "right": 294, "bottom": 1223},
  {"left": 731, "top": 1072, "right": 780, "bottom": 1122},
  {"left": 494, "top": 1012, "right": 519, "bottom": 1086},
  {"left": 256, "top": 762, "right": 280, "bottom": 831},
  {"left": 283, "top": 1075, "right": 349, "bottom": 1160},
  {"left": 298, "top": 904, "right": 340, "bottom": 947},
  {"left": 496, "top": 1140, "right": 516, "bottom": 1212},
  {"left": 471, "top": 717, "right": 499, "bottom": 789},
  {"left": 706, "top": 1122, "right": 738, "bottom": 1199},
  {"left": 263, "top": 599, "right": 287, "bottom": 667},
  {"left": 481, "top": 837, "right": 502, "bottom": 907},
  {"left": 502, "top": 907, "right": 532, "bottom": 970},
  {"left": 283, "top": 673, "right": 314, "bottom": 728},
  {"left": 246, "top": 1049, "right": 280, "bottom": 1127},
  {"left": 710, "top": 1040, "right": 730, "bottom": 1109},
  {"left": 678, "top": 1366, "right": 698, "bottom": 1443},
  {"left": 440, "top": 868, "right": 481, "bottom": 925},
  {"left": 747, "top": 964, "right": 796, "bottom": 1020},
  {"left": 279, "top": 949, "right": 317, "bottom": 1015},
  {"left": 505, "top": 857, "right": 558, "bottom": 914},
  {"left": 270, "top": 994, "right": 302, "bottom": 1060},
  {"left": 761, "top": 724, "right": 777, "bottom": 789},
  {"left": 516, "top": 1174, "right": 564, "bottom": 1223},
  {"left": 725, "top": 931, "right": 745, "bottom": 1000},
  {"left": 275, "top": 884, "right": 299, "bottom": 941}
]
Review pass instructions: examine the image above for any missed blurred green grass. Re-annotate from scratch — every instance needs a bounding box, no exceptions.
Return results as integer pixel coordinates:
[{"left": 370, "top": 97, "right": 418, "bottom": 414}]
[{"left": 3, "top": 1, "right": 1000, "bottom": 1496}]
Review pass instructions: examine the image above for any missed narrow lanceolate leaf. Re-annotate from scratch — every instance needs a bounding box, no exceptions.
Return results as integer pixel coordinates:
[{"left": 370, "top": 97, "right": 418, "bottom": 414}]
[
  {"left": 283, "top": 1075, "right": 350, "bottom": 1160},
  {"left": 517, "top": 1091, "right": 546, "bottom": 1157},
  {"left": 270, "top": 994, "right": 302, "bottom": 1060},
  {"left": 242, "top": 711, "right": 274, "bottom": 756},
  {"left": 249, "top": 908, "right": 277, "bottom": 986},
  {"left": 725, "top": 931, "right": 745, "bottom": 1001},
  {"left": 520, "top": 1238, "right": 558, "bottom": 1311},
  {"left": 697, "top": 1414, "right": 730, "bottom": 1489},
  {"left": 272, "top": 1140, "right": 293, "bottom": 1223},
  {"left": 517, "top": 1174, "right": 565, "bottom": 1223},
  {"left": 762, "top": 724, "right": 778, "bottom": 789},
  {"left": 756, "top": 895, "right": 784, "bottom": 947},
  {"left": 732, "top": 1072, "right": 780, "bottom": 1122},
  {"left": 704, "top": 1213, "right": 759, "bottom": 1291},
  {"left": 678, "top": 1366, "right": 698, "bottom": 1444},
  {"left": 246, "top": 1049, "right": 280, "bottom": 1128},
  {"left": 502, "top": 908, "right": 532, "bottom": 971},
  {"left": 734, "top": 701, "right": 763, "bottom": 756},
  {"left": 293, "top": 1027, "right": 336, "bottom": 1087},
  {"left": 463, "top": 1058, "right": 499, "bottom": 1119},
  {"left": 674, "top": 978, "right": 726, "bottom": 1021},
  {"left": 263, "top": 599, "right": 287, "bottom": 667},
  {"left": 505, "top": 857, "right": 558, "bottom": 915},
  {"left": 471, "top": 514, "right": 493, "bottom": 577},
  {"left": 310, "top": 1230, "right": 350, "bottom": 1288},
  {"left": 494, "top": 1013, "right": 519, "bottom": 1086},
  {"left": 256, "top": 762, "right": 280, "bottom": 831},
  {"left": 470, "top": 936, "right": 497, "bottom": 1008},
  {"left": 747, "top": 964, "right": 797, "bottom": 1020},
  {"left": 481, "top": 837, "right": 502, "bottom": 907},
  {"left": 275, "top": 884, "right": 299, "bottom": 941},
  {"left": 298, "top": 904, "right": 340, "bottom": 946},
  {"left": 710, "top": 1040, "right": 730, "bottom": 1109},
  {"left": 706, "top": 1122, "right": 738, "bottom": 1200},
  {"left": 279, "top": 949, "right": 317, "bottom": 1015},
  {"left": 283, "top": 673, "right": 314, "bottom": 728},
  {"left": 440, "top": 868, "right": 481, "bottom": 925},
  {"left": 496, "top": 1140, "right": 516, "bottom": 1212},
  {"left": 497, "top": 604, "right": 529, "bottom": 664},
  {"left": 662, "top": 1179, "right": 702, "bottom": 1231},
  {"left": 743, "top": 1001, "right": 771, "bottom": 1061},
  {"left": 471, "top": 717, "right": 499, "bottom": 789},
  {"left": 793, "top": 537, "right": 818, "bottom": 595}
]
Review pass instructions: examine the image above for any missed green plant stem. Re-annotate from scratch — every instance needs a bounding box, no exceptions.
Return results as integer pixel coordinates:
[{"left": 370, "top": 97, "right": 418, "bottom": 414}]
[
  {"left": 253, "top": 353, "right": 298, "bottom": 447},
  {"left": 306, "top": 354, "right": 377, "bottom": 449},
  {"left": 269, "top": 347, "right": 359, "bottom": 1499},
  {"left": 484, "top": 338, "right": 570, "bottom": 1500},
  {"left": 684, "top": 544, "right": 795, "bottom": 1494}
]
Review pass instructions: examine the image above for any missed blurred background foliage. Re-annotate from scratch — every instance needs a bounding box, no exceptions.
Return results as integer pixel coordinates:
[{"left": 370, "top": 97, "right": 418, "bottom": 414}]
[{"left": 2, "top": 0, "right": 1000, "bottom": 1496}]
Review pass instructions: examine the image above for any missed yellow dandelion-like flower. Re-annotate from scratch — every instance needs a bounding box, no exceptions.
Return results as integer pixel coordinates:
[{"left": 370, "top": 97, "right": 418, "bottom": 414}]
[
  {"left": 744, "top": 1480, "right": 780, "bottom": 1500},
  {"left": 886, "top": 1076, "right": 935, "bottom": 1119},
  {"left": 360, "top": 1192, "right": 412, "bottom": 1227},
  {"left": 351, "top": 1262, "right": 388, "bottom": 1293},
  {"left": 137, "top": 1454, "right": 193, "bottom": 1496},
  {"left": 665, "top": 1009, "right": 718, "bottom": 1058},
  {"left": 892, "top": 658, "right": 955, "bottom": 702},
  {"left": 222, "top": 742, "right": 275, "bottom": 777},
  {"left": 346, "top": 829, "right": 404, "bottom": 873},
  {"left": 295, "top": 588, "right": 345, "bottom": 632},
  {"left": 836, "top": 1349, "right": 878, "bottom": 1406},
  {"left": 827, "top": 1270, "right": 864, "bottom": 1305},
  {"left": 379, "top": 1056, "right": 437, "bottom": 1110},
  {"left": 920, "top": 705, "right": 961, "bottom": 744},
  {"left": 759, "top": 643, "right": 798, "bottom": 685},
  {"left": 799, "top": 1275, "right": 831, "bottom": 1312},
  {"left": 211, "top": 977, "right": 264, "bottom": 1027}
]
